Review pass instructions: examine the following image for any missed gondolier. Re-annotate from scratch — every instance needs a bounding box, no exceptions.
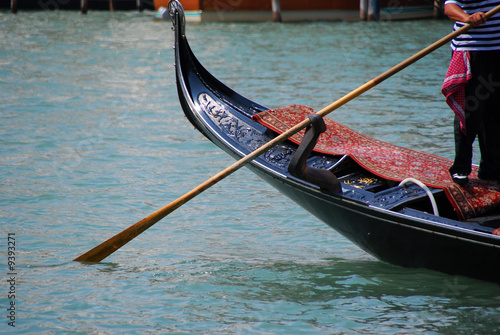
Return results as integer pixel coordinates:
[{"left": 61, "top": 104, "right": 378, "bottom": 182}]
[{"left": 443, "top": 0, "right": 500, "bottom": 185}]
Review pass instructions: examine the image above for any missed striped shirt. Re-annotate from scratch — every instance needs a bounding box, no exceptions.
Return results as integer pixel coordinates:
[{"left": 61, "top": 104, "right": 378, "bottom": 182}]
[{"left": 444, "top": 0, "right": 500, "bottom": 50}]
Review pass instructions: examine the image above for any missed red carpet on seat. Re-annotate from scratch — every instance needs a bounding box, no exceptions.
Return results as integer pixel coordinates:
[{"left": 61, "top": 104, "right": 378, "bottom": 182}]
[{"left": 252, "top": 105, "right": 500, "bottom": 220}]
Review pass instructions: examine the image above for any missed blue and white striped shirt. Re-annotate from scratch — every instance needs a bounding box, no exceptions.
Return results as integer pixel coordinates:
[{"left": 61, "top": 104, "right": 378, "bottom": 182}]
[{"left": 444, "top": 0, "right": 500, "bottom": 50}]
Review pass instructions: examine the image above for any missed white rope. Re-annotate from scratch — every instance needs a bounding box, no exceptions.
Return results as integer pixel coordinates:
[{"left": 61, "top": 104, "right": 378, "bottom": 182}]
[{"left": 398, "top": 178, "right": 439, "bottom": 216}]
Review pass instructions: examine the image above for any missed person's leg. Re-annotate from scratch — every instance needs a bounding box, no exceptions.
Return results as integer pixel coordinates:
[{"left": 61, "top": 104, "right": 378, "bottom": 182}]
[
  {"left": 476, "top": 50, "right": 500, "bottom": 180},
  {"left": 449, "top": 115, "right": 475, "bottom": 177},
  {"left": 449, "top": 51, "right": 482, "bottom": 181}
]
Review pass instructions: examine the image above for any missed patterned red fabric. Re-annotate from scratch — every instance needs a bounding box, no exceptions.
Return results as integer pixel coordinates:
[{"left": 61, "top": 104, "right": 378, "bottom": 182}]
[
  {"left": 442, "top": 51, "right": 471, "bottom": 135},
  {"left": 252, "top": 105, "right": 500, "bottom": 221}
]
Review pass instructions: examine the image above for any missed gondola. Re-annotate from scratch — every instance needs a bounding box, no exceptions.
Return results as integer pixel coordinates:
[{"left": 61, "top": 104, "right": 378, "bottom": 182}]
[{"left": 168, "top": 0, "right": 500, "bottom": 283}]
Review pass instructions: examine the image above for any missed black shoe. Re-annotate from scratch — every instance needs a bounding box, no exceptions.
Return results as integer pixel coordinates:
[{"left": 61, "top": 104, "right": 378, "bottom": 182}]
[
  {"left": 451, "top": 173, "right": 469, "bottom": 185},
  {"left": 478, "top": 170, "right": 500, "bottom": 182}
]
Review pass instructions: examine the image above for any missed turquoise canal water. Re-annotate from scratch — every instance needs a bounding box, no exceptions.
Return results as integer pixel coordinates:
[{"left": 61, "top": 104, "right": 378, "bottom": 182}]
[{"left": 2, "top": 9, "right": 500, "bottom": 334}]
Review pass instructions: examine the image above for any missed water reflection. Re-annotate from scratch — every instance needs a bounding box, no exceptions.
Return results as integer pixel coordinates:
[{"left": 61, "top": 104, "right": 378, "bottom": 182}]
[{"left": 148, "top": 257, "right": 500, "bottom": 333}]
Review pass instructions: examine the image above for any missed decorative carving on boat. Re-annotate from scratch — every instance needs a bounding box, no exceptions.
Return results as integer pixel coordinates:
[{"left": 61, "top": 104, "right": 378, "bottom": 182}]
[{"left": 199, "top": 93, "right": 296, "bottom": 169}]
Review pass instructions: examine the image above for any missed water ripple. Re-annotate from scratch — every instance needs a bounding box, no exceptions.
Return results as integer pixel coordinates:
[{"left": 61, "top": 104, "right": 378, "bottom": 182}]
[{"left": 0, "top": 10, "right": 496, "bottom": 334}]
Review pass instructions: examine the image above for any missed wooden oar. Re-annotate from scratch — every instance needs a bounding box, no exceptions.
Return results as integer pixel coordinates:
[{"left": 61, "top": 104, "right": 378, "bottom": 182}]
[{"left": 74, "top": 4, "right": 500, "bottom": 263}]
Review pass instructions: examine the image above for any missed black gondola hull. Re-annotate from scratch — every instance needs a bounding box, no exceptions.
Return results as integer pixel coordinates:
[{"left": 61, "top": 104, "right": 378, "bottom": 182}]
[{"left": 168, "top": 0, "right": 500, "bottom": 283}]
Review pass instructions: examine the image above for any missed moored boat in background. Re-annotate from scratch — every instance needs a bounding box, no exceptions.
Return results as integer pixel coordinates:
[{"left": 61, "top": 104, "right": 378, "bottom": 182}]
[{"left": 155, "top": 0, "right": 436, "bottom": 22}]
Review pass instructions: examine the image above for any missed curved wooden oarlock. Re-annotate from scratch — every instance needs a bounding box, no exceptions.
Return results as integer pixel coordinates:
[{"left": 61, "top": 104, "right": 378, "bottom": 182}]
[{"left": 288, "top": 114, "right": 341, "bottom": 193}]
